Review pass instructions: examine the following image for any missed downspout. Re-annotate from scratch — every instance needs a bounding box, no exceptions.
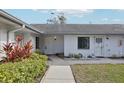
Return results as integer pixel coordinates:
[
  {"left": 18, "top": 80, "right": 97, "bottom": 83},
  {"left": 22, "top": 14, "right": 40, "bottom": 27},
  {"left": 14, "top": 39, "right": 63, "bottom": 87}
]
[{"left": 7, "top": 25, "right": 25, "bottom": 43}]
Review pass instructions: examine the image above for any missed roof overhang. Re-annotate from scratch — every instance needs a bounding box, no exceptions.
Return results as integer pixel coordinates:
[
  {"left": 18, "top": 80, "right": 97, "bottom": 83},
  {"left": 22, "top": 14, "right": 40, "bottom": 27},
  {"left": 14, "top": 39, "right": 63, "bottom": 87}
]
[{"left": 0, "top": 10, "right": 44, "bottom": 34}]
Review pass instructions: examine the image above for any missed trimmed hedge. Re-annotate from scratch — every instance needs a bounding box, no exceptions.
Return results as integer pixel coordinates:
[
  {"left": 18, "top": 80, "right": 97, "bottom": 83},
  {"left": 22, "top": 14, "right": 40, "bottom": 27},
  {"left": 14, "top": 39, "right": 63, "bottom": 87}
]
[{"left": 0, "top": 53, "right": 47, "bottom": 83}]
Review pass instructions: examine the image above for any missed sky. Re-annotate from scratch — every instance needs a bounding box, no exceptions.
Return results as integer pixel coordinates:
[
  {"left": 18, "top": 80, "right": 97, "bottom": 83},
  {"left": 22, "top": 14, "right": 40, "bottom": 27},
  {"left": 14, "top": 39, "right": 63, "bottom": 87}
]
[{"left": 4, "top": 9, "right": 124, "bottom": 24}]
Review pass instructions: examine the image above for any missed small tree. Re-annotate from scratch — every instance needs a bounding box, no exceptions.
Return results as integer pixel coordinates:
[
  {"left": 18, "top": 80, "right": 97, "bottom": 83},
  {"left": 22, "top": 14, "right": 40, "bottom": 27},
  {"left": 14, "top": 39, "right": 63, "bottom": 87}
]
[
  {"left": 57, "top": 13, "right": 66, "bottom": 24},
  {"left": 47, "top": 12, "right": 66, "bottom": 24}
]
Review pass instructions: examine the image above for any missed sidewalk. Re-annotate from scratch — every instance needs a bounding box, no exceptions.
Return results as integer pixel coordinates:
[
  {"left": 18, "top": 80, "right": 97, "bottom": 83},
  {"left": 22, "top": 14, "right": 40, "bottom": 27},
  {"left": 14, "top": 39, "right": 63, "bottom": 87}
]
[{"left": 41, "top": 66, "right": 75, "bottom": 83}]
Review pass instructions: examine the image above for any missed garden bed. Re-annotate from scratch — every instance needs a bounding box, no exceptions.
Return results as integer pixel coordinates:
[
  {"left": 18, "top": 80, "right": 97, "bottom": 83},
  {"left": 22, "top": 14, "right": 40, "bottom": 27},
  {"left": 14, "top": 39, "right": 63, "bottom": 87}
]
[{"left": 0, "top": 53, "right": 48, "bottom": 83}]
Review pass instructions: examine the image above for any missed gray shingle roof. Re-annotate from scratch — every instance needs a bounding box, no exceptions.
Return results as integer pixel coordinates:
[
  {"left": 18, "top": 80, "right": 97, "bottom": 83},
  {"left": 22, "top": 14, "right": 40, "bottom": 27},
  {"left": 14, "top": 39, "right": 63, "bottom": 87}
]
[{"left": 31, "top": 24, "right": 124, "bottom": 35}]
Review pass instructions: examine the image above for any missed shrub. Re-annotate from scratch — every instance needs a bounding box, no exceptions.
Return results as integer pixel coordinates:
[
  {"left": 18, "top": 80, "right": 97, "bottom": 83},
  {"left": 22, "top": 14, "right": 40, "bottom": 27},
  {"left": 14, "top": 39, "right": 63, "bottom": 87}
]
[
  {"left": 78, "top": 53, "right": 83, "bottom": 58},
  {"left": 87, "top": 55, "right": 92, "bottom": 58},
  {"left": 74, "top": 54, "right": 80, "bottom": 59},
  {"left": 2, "top": 38, "right": 32, "bottom": 62},
  {"left": 34, "top": 49, "right": 42, "bottom": 55},
  {"left": 69, "top": 53, "right": 82, "bottom": 59},
  {"left": 0, "top": 53, "right": 47, "bottom": 83},
  {"left": 112, "top": 54, "right": 117, "bottom": 58},
  {"left": 68, "top": 53, "right": 74, "bottom": 58}
]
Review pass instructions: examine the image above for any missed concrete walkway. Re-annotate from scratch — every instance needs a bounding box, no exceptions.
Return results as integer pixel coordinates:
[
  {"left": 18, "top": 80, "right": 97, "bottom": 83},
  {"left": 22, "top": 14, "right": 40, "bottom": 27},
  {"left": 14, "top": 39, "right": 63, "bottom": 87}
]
[
  {"left": 48, "top": 56, "right": 68, "bottom": 65},
  {"left": 41, "top": 66, "right": 75, "bottom": 83}
]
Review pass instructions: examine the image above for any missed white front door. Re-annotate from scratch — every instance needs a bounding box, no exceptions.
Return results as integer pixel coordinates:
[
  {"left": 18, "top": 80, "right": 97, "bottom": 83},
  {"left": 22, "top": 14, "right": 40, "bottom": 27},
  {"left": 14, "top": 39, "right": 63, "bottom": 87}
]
[
  {"left": 94, "top": 37, "right": 104, "bottom": 57},
  {"left": 119, "top": 37, "right": 124, "bottom": 57}
]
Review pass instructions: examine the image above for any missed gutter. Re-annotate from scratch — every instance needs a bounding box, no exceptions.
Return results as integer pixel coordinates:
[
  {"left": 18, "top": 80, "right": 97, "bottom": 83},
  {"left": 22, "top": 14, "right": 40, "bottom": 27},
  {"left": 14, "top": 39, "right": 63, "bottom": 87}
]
[{"left": 0, "top": 10, "right": 43, "bottom": 34}]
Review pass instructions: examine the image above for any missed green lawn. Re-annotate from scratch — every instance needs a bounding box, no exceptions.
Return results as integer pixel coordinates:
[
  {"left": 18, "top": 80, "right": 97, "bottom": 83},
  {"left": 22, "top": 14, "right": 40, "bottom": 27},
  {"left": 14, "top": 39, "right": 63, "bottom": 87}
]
[{"left": 71, "top": 64, "right": 124, "bottom": 83}]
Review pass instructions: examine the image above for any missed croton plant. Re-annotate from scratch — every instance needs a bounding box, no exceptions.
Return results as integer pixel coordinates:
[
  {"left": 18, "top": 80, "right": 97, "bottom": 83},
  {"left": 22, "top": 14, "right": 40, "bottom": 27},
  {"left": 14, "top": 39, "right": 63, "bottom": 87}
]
[{"left": 2, "top": 35, "right": 32, "bottom": 62}]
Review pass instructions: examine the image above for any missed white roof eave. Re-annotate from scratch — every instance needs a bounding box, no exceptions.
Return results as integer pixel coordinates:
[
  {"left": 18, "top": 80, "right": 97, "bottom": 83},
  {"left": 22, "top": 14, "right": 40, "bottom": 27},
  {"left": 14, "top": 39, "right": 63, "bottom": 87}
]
[{"left": 0, "top": 10, "right": 43, "bottom": 34}]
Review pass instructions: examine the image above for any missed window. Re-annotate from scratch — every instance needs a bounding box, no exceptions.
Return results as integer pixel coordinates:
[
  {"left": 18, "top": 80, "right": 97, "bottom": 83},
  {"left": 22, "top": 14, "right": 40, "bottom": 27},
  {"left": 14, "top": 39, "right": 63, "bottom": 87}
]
[
  {"left": 96, "top": 38, "right": 102, "bottom": 44},
  {"left": 78, "top": 37, "right": 90, "bottom": 49},
  {"left": 36, "top": 37, "right": 39, "bottom": 49}
]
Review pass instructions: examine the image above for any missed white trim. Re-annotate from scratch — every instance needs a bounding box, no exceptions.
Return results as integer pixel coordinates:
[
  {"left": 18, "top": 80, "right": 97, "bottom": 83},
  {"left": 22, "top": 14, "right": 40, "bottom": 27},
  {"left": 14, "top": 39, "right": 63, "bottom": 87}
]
[{"left": 0, "top": 10, "right": 43, "bottom": 34}]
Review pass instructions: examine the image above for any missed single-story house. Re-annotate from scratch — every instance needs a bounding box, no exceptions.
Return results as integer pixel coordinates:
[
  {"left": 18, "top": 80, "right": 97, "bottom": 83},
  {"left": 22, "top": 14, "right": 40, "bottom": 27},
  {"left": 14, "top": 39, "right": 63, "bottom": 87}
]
[
  {"left": 0, "top": 10, "right": 43, "bottom": 58},
  {"left": 32, "top": 24, "right": 124, "bottom": 58},
  {"left": 1, "top": 10, "right": 124, "bottom": 58}
]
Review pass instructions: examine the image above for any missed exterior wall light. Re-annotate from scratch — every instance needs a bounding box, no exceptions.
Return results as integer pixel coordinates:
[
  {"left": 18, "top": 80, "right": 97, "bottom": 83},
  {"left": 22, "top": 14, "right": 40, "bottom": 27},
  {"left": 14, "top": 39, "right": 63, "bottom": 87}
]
[
  {"left": 106, "top": 37, "right": 109, "bottom": 39},
  {"left": 106, "top": 35, "right": 109, "bottom": 39},
  {"left": 54, "top": 36, "right": 57, "bottom": 40}
]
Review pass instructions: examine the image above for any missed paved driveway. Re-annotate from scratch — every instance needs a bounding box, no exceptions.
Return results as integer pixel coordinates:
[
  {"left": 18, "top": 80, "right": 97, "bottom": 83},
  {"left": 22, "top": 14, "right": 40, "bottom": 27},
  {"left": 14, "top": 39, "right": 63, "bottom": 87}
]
[{"left": 48, "top": 56, "right": 124, "bottom": 66}]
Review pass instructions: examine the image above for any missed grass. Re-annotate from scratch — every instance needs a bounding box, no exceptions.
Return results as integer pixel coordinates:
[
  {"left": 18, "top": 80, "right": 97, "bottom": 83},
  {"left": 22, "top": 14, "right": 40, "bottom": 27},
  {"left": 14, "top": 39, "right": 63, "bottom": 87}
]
[{"left": 71, "top": 64, "right": 124, "bottom": 83}]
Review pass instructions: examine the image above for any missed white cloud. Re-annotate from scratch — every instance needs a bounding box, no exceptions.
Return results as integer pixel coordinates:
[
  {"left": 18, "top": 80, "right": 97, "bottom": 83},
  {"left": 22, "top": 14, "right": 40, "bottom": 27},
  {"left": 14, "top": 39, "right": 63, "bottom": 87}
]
[
  {"left": 102, "top": 18, "right": 121, "bottom": 22},
  {"left": 32, "top": 9, "right": 49, "bottom": 13},
  {"left": 102, "top": 18, "right": 109, "bottom": 21},
  {"left": 112, "top": 19, "right": 121, "bottom": 21},
  {"left": 55, "top": 9, "right": 93, "bottom": 14},
  {"left": 116, "top": 9, "right": 124, "bottom": 11},
  {"left": 33, "top": 9, "right": 94, "bottom": 18}
]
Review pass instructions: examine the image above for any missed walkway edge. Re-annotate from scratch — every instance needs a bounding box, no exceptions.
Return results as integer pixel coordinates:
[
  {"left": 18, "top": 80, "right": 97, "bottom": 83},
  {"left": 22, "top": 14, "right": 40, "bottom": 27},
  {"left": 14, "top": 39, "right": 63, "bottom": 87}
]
[
  {"left": 70, "top": 65, "right": 77, "bottom": 83},
  {"left": 40, "top": 66, "right": 50, "bottom": 83}
]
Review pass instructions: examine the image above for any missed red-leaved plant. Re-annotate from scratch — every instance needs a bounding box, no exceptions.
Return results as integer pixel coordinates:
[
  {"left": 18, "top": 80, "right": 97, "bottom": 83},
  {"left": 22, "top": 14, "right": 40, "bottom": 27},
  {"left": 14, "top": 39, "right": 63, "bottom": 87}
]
[
  {"left": 2, "top": 35, "right": 32, "bottom": 63},
  {"left": 16, "top": 34, "right": 24, "bottom": 44}
]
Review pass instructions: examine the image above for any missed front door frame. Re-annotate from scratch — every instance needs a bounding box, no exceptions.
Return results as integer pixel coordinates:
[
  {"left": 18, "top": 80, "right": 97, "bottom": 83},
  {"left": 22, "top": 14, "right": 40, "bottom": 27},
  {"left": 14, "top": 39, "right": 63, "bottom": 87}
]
[{"left": 94, "top": 36, "right": 104, "bottom": 57}]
